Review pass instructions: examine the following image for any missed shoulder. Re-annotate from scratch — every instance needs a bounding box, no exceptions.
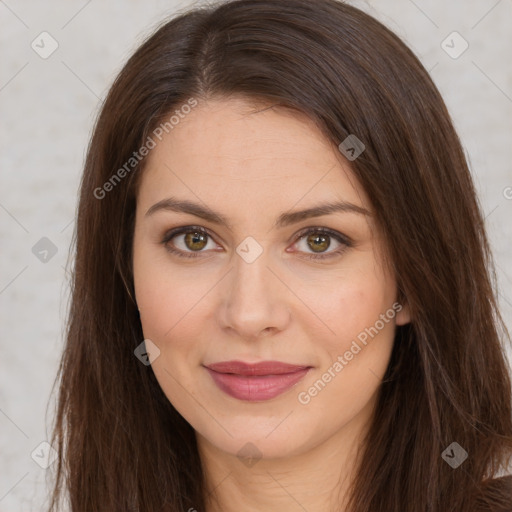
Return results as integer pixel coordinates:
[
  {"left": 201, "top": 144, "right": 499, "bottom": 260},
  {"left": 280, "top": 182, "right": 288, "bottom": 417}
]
[{"left": 474, "top": 475, "right": 512, "bottom": 512}]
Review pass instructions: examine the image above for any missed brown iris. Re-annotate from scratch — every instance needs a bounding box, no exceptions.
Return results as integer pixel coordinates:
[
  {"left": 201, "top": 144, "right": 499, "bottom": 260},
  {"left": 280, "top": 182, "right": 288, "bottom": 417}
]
[
  {"left": 184, "top": 231, "right": 208, "bottom": 251},
  {"left": 307, "top": 233, "right": 330, "bottom": 253}
]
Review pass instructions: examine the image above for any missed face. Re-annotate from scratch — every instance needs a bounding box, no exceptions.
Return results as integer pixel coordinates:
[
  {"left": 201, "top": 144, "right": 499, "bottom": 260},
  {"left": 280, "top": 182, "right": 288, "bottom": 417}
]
[{"left": 132, "top": 96, "right": 409, "bottom": 461}]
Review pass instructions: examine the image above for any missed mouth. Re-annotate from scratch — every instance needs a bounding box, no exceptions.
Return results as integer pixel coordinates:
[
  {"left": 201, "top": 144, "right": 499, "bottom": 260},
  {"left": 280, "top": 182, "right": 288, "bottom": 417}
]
[{"left": 204, "top": 360, "right": 312, "bottom": 402}]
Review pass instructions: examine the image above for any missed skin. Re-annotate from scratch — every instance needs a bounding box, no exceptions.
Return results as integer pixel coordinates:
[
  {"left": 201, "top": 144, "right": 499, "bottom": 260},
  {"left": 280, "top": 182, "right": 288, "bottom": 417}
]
[{"left": 132, "top": 96, "right": 410, "bottom": 512}]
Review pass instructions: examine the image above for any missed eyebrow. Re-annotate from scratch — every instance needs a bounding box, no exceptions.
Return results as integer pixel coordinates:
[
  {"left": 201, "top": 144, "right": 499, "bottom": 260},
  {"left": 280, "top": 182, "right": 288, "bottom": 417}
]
[{"left": 144, "top": 196, "right": 371, "bottom": 230}]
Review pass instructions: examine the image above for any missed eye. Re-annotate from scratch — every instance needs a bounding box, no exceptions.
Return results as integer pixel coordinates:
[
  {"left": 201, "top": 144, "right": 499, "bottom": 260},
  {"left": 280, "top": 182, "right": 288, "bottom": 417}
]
[
  {"left": 161, "top": 225, "right": 352, "bottom": 261},
  {"left": 290, "top": 227, "right": 351, "bottom": 260},
  {"left": 161, "top": 226, "right": 219, "bottom": 259}
]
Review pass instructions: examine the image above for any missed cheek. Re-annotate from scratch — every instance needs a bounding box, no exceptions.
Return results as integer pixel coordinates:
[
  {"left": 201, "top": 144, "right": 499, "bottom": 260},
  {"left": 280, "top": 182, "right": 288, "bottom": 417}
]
[
  {"left": 293, "top": 257, "right": 398, "bottom": 406},
  {"left": 133, "top": 241, "right": 203, "bottom": 342},
  {"left": 298, "top": 260, "right": 397, "bottom": 355},
  {"left": 136, "top": 274, "right": 193, "bottom": 341},
  {"left": 133, "top": 251, "right": 208, "bottom": 414},
  {"left": 337, "top": 286, "right": 393, "bottom": 347},
  {"left": 294, "top": 288, "right": 397, "bottom": 427},
  {"left": 132, "top": 244, "right": 219, "bottom": 403}
]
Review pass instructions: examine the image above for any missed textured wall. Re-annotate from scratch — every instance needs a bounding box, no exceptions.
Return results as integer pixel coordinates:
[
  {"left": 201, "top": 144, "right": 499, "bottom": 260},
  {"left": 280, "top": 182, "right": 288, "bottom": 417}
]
[{"left": 1, "top": 0, "right": 511, "bottom": 509}]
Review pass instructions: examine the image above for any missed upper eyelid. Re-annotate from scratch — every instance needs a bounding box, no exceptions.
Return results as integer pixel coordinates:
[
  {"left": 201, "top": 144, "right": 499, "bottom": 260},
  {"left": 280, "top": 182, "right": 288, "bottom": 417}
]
[{"left": 294, "top": 226, "right": 351, "bottom": 242}]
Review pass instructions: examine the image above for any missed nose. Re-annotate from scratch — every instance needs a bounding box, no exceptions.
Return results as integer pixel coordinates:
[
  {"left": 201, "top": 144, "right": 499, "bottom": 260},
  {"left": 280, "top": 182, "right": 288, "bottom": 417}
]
[{"left": 218, "top": 246, "right": 291, "bottom": 340}]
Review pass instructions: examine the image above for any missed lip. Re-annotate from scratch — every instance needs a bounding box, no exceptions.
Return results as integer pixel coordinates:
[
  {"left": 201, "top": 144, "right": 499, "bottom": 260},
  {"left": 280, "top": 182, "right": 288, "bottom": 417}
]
[{"left": 204, "top": 360, "right": 312, "bottom": 401}]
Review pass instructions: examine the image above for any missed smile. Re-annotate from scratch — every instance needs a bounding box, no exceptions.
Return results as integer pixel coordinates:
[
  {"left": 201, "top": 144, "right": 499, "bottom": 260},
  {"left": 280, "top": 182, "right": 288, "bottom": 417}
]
[{"left": 204, "top": 360, "right": 312, "bottom": 401}]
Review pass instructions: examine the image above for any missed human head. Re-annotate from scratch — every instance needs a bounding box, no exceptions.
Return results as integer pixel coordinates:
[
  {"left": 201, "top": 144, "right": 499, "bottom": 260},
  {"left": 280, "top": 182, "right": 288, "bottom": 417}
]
[{"left": 49, "top": 1, "right": 512, "bottom": 511}]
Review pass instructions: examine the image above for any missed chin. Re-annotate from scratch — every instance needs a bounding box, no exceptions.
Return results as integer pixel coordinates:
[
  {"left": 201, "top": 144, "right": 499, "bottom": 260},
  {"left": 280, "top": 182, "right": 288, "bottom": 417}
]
[{"left": 198, "top": 427, "right": 306, "bottom": 461}]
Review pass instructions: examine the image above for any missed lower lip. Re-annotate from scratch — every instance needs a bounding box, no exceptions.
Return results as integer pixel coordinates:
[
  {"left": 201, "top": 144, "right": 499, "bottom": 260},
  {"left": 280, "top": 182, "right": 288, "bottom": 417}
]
[{"left": 205, "top": 367, "right": 311, "bottom": 401}]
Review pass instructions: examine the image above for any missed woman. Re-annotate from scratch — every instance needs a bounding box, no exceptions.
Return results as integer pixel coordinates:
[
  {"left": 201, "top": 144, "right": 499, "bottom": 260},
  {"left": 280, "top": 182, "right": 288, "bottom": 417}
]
[{"left": 47, "top": 0, "right": 512, "bottom": 510}]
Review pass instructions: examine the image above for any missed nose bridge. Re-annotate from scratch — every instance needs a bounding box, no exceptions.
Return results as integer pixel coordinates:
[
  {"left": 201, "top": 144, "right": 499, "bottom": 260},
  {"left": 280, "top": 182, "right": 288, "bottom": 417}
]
[{"left": 219, "top": 239, "right": 290, "bottom": 337}]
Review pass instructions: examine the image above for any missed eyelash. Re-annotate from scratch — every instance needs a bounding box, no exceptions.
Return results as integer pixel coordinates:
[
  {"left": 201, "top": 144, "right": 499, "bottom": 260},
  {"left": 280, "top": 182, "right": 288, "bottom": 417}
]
[{"left": 161, "top": 225, "right": 352, "bottom": 261}]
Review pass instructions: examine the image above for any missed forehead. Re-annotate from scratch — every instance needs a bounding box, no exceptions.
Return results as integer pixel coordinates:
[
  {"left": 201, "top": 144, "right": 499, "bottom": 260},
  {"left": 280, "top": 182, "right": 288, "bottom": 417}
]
[{"left": 137, "top": 97, "right": 370, "bottom": 215}]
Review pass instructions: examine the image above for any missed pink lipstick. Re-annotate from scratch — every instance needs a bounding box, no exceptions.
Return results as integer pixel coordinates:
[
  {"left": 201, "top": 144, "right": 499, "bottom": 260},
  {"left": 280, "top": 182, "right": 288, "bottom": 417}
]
[{"left": 204, "top": 360, "right": 311, "bottom": 401}]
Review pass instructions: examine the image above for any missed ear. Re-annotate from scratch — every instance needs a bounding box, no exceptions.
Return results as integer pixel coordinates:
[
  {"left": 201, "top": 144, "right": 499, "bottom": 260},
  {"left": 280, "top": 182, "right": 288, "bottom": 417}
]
[
  {"left": 395, "top": 302, "right": 411, "bottom": 326},
  {"left": 394, "top": 286, "right": 411, "bottom": 325}
]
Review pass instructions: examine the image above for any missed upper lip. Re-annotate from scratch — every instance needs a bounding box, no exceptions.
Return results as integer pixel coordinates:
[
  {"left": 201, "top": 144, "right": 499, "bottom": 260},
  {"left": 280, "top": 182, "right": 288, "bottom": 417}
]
[{"left": 205, "top": 360, "right": 311, "bottom": 376}]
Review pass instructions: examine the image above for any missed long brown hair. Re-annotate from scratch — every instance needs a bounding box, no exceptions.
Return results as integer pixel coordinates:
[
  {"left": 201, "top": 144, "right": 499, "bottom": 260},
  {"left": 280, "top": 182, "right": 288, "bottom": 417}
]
[{"left": 46, "top": 0, "right": 512, "bottom": 510}]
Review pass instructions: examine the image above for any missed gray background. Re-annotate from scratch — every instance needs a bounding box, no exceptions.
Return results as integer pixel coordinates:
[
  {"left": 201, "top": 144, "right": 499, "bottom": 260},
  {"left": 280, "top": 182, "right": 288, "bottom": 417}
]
[{"left": 1, "top": 0, "right": 511, "bottom": 510}]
